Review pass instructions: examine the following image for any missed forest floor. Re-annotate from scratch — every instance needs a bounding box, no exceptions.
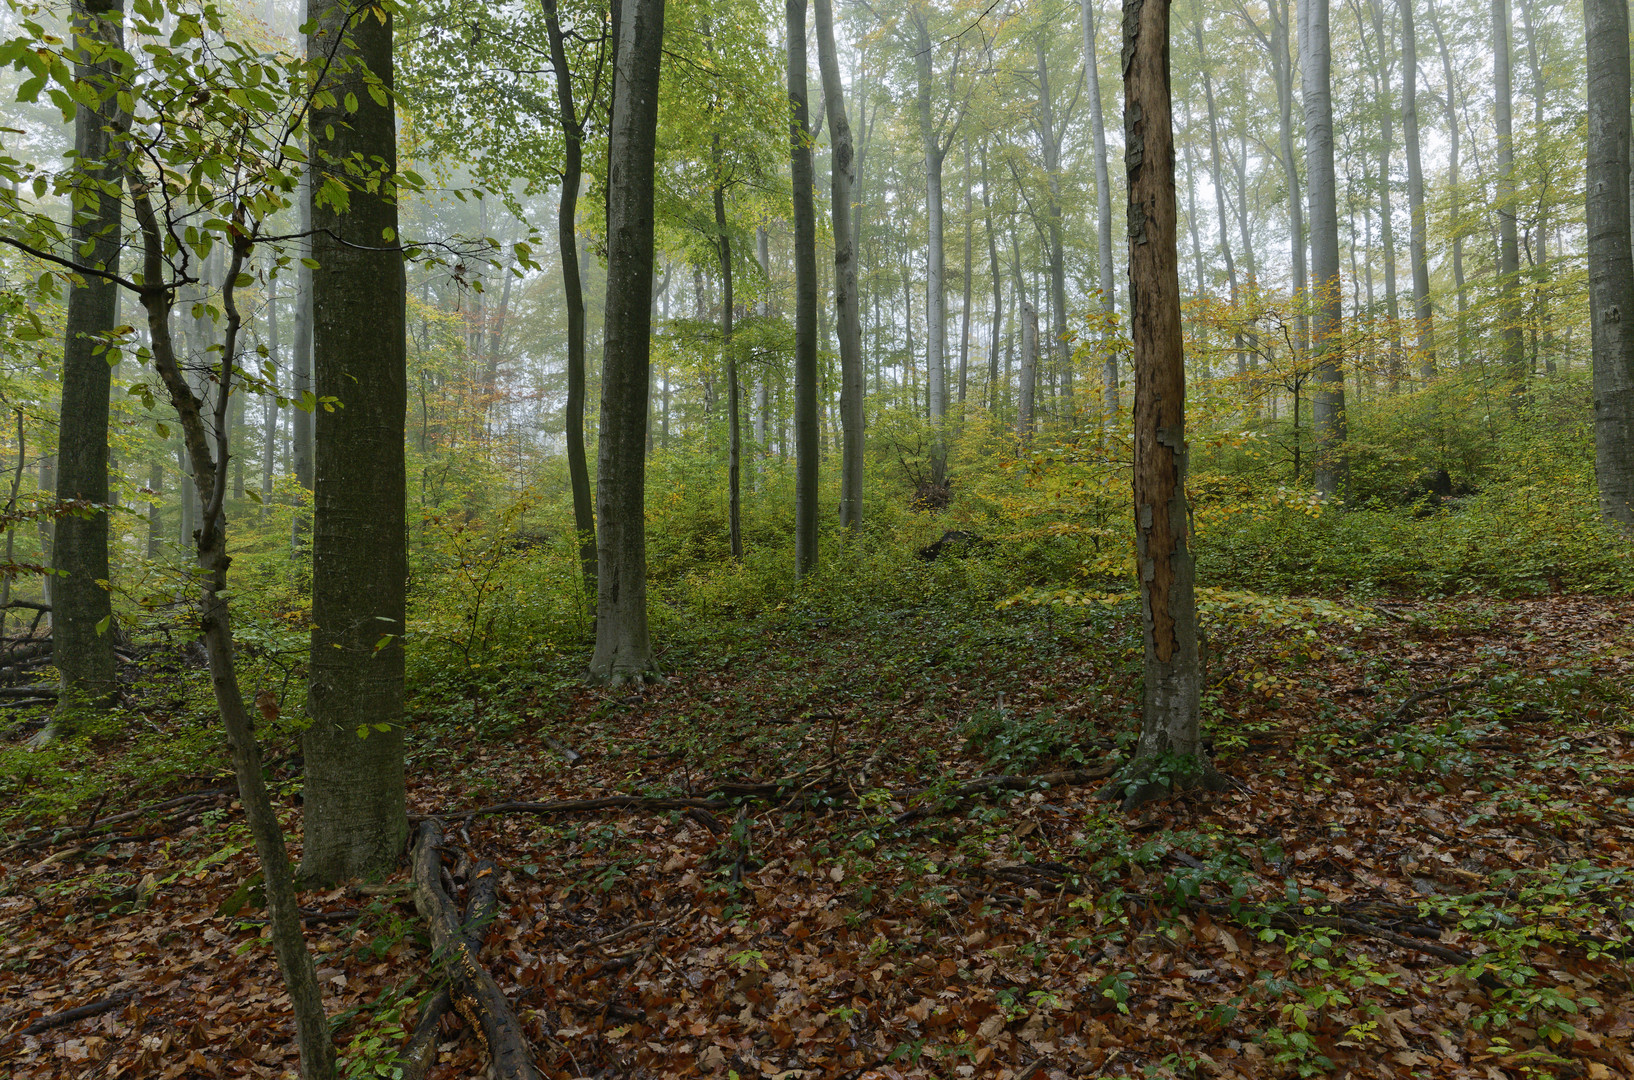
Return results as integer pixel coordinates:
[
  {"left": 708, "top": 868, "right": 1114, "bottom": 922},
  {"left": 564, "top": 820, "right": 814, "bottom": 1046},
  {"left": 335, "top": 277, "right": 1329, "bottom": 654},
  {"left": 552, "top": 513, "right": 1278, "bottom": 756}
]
[{"left": 1, "top": 589, "right": 1632, "bottom": 1080}]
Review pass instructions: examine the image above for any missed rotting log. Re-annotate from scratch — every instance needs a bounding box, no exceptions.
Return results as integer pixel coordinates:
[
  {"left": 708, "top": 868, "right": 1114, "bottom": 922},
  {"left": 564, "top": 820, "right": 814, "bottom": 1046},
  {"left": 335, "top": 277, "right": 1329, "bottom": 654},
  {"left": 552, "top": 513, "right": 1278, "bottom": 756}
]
[{"left": 411, "top": 820, "right": 539, "bottom": 1080}]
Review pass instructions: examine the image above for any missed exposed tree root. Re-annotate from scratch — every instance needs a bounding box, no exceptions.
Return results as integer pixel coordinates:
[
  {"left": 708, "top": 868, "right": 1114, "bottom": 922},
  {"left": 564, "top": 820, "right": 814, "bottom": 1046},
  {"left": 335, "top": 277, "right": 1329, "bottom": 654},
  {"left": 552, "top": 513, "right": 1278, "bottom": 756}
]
[{"left": 411, "top": 820, "right": 539, "bottom": 1080}]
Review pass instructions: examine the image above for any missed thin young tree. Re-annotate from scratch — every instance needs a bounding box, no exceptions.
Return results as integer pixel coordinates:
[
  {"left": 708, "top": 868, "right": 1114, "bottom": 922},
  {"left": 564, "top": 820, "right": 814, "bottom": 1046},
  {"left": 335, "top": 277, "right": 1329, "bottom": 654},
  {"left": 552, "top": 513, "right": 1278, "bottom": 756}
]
[
  {"left": 1113, "top": 0, "right": 1226, "bottom": 807},
  {"left": 1587, "top": 0, "right": 1634, "bottom": 530},
  {"left": 301, "top": 0, "right": 409, "bottom": 885},
  {"left": 542, "top": 0, "right": 602, "bottom": 596},
  {"left": 588, "top": 0, "right": 666, "bottom": 680}
]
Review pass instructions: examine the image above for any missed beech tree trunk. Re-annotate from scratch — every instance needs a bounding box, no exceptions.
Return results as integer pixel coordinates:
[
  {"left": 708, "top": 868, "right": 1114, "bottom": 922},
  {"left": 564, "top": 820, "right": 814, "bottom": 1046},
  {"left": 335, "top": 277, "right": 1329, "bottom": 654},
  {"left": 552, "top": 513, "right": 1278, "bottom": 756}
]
[
  {"left": 51, "top": 0, "right": 124, "bottom": 725},
  {"left": 713, "top": 137, "right": 742, "bottom": 560},
  {"left": 815, "top": 0, "right": 863, "bottom": 531},
  {"left": 1492, "top": 0, "right": 1524, "bottom": 389},
  {"left": 911, "top": 9, "right": 949, "bottom": 483},
  {"left": 1303, "top": 0, "right": 1347, "bottom": 498},
  {"left": 262, "top": 254, "right": 279, "bottom": 518},
  {"left": 1362, "top": 0, "right": 1402, "bottom": 389},
  {"left": 980, "top": 145, "right": 1004, "bottom": 414},
  {"left": 1195, "top": 22, "right": 1242, "bottom": 374},
  {"left": 302, "top": 0, "right": 409, "bottom": 885},
  {"left": 1118, "top": 0, "right": 1223, "bottom": 808},
  {"left": 1426, "top": 0, "right": 1465, "bottom": 361},
  {"left": 1270, "top": 0, "right": 1307, "bottom": 359},
  {"left": 589, "top": 0, "right": 665, "bottom": 680},
  {"left": 790, "top": 0, "right": 820, "bottom": 577},
  {"left": 1400, "top": 0, "right": 1434, "bottom": 378},
  {"left": 1082, "top": 0, "right": 1118, "bottom": 424},
  {"left": 544, "top": 0, "right": 598, "bottom": 597},
  {"left": 1035, "top": 39, "right": 1072, "bottom": 420},
  {"left": 1587, "top": 0, "right": 1634, "bottom": 529},
  {"left": 1017, "top": 301, "right": 1038, "bottom": 439}
]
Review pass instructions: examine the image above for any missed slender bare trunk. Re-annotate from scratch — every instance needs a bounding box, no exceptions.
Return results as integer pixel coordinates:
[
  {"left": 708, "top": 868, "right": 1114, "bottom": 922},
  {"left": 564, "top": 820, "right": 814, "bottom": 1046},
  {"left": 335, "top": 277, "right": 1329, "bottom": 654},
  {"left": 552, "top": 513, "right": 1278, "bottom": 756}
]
[
  {"left": 789, "top": 0, "right": 820, "bottom": 576},
  {"left": 1401, "top": 0, "right": 1434, "bottom": 378},
  {"left": 1304, "top": 0, "right": 1347, "bottom": 497},
  {"left": 1083, "top": 0, "right": 1118, "bottom": 425}
]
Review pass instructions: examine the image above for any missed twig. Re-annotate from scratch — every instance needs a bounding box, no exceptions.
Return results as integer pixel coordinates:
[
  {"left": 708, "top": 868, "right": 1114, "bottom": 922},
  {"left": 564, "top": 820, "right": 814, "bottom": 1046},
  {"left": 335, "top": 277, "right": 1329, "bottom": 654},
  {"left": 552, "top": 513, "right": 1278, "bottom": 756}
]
[{"left": 3, "top": 990, "right": 137, "bottom": 1041}]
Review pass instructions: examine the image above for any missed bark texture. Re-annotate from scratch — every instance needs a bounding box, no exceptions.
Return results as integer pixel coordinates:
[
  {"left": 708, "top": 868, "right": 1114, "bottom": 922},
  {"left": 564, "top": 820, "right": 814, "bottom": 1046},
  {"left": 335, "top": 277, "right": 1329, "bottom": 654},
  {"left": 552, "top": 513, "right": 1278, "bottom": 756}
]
[
  {"left": 1587, "top": 0, "right": 1634, "bottom": 529},
  {"left": 1492, "top": 0, "right": 1524, "bottom": 387},
  {"left": 301, "top": 0, "right": 409, "bottom": 885},
  {"left": 52, "top": 0, "right": 125, "bottom": 722},
  {"left": 1400, "top": 0, "right": 1434, "bottom": 378},
  {"left": 1118, "top": 0, "right": 1223, "bottom": 809},
  {"left": 815, "top": 0, "right": 864, "bottom": 531},
  {"left": 588, "top": 0, "right": 664, "bottom": 681},
  {"left": 1303, "top": 0, "right": 1346, "bottom": 498},
  {"left": 1083, "top": 0, "right": 1118, "bottom": 424},
  {"left": 789, "top": 0, "right": 819, "bottom": 577}
]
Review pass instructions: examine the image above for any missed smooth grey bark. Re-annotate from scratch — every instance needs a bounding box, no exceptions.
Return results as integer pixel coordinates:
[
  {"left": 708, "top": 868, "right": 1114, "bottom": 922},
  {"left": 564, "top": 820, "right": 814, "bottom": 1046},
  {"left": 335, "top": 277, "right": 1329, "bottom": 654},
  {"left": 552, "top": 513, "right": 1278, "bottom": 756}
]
[
  {"left": 1082, "top": 0, "right": 1118, "bottom": 424},
  {"left": 589, "top": 0, "right": 665, "bottom": 680},
  {"left": 814, "top": 0, "right": 863, "bottom": 531},
  {"left": 1116, "top": 0, "right": 1224, "bottom": 808},
  {"left": 958, "top": 137, "right": 972, "bottom": 407},
  {"left": 1195, "top": 21, "right": 1242, "bottom": 374},
  {"left": 37, "top": 454, "right": 52, "bottom": 610},
  {"left": 1426, "top": 0, "right": 1465, "bottom": 359},
  {"left": 1270, "top": 0, "right": 1308, "bottom": 358},
  {"left": 301, "top": 0, "right": 409, "bottom": 885},
  {"left": 52, "top": 0, "right": 125, "bottom": 723},
  {"left": 1516, "top": 0, "right": 1551, "bottom": 374},
  {"left": 145, "top": 459, "right": 161, "bottom": 557},
  {"left": 980, "top": 146, "right": 1003, "bottom": 413},
  {"left": 542, "top": 0, "right": 598, "bottom": 597},
  {"left": 1017, "top": 300, "right": 1038, "bottom": 439},
  {"left": 1492, "top": 0, "right": 1524, "bottom": 387},
  {"left": 1400, "top": 0, "right": 1434, "bottom": 378},
  {"left": 754, "top": 226, "right": 769, "bottom": 454},
  {"left": 790, "top": 0, "right": 819, "bottom": 576},
  {"left": 1302, "top": 0, "right": 1347, "bottom": 497},
  {"left": 713, "top": 136, "right": 741, "bottom": 559},
  {"left": 1034, "top": 37, "right": 1072, "bottom": 420},
  {"left": 1362, "top": 0, "right": 1402, "bottom": 388},
  {"left": 910, "top": 5, "right": 957, "bottom": 482},
  {"left": 129, "top": 187, "right": 334, "bottom": 1080},
  {"left": 1587, "top": 0, "right": 1634, "bottom": 529}
]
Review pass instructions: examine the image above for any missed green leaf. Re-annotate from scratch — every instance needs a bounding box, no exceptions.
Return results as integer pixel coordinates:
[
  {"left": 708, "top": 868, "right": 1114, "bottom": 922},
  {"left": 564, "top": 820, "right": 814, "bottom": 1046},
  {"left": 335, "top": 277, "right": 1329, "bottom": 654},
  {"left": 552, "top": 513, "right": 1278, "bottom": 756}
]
[{"left": 94, "top": 615, "right": 111, "bottom": 636}]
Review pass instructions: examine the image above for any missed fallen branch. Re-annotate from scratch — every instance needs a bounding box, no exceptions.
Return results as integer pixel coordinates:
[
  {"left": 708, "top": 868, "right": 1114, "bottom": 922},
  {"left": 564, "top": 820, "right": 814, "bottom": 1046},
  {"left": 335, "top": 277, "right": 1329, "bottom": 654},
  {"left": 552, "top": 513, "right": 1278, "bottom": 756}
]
[
  {"left": 411, "top": 820, "right": 539, "bottom": 1080},
  {"left": 541, "top": 735, "right": 582, "bottom": 766},
  {"left": 1194, "top": 898, "right": 1476, "bottom": 966},
  {"left": 893, "top": 764, "right": 1120, "bottom": 823},
  {"left": 0, "top": 685, "right": 55, "bottom": 699},
  {"left": 1361, "top": 681, "right": 1479, "bottom": 741},
  {"left": 1, "top": 787, "right": 234, "bottom": 854},
  {"left": 2, "top": 989, "right": 137, "bottom": 1041}
]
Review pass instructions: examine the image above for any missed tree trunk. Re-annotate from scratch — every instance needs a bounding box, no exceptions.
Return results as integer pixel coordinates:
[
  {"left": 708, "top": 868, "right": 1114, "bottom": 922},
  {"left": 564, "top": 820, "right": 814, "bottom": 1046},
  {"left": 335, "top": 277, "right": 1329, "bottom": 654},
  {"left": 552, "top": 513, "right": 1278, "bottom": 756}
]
[
  {"left": 1360, "top": 0, "right": 1402, "bottom": 390},
  {"left": 1492, "top": 0, "right": 1524, "bottom": 390},
  {"left": 1036, "top": 38, "right": 1072, "bottom": 420},
  {"left": 1516, "top": 0, "right": 1551, "bottom": 374},
  {"left": 1400, "top": 0, "right": 1434, "bottom": 379},
  {"left": 912, "top": 7, "right": 948, "bottom": 483},
  {"left": 262, "top": 253, "right": 280, "bottom": 518},
  {"left": 1587, "top": 0, "right": 1634, "bottom": 529},
  {"left": 589, "top": 0, "right": 665, "bottom": 681},
  {"left": 1303, "top": 0, "right": 1347, "bottom": 498},
  {"left": 980, "top": 144, "right": 1003, "bottom": 414},
  {"left": 790, "top": 0, "right": 820, "bottom": 577},
  {"left": 815, "top": 0, "right": 863, "bottom": 531},
  {"left": 1195, "top": 21, "right": 1242, "bottom": 375},
  {"left": 1179, "top": 100, "right": 1208, "bottom": 304},
  {"left": 51, "top": 0, "right": 124, "bottom": 725},
  {"left": 1426, "top": 0, "right": 1465, "bottom": 362},
  {"left": 958, "top": 136, "right": 972, "bottom": 408},
  {"left": 130, "top": 187, "right": 334, "bottom": 1080},
  {"left": 1082, "top": 0, "right": 1118, "bottom": 425},
  {"left": 543, "top": 0, "right": 598, "bottom": 598},
  {"left": 146, "top": 459, "right": 162, "bottom": 558},
  {"left": 292, "top": 168, "right": 314, "bottom": 490},
  {"left": 1017, "top": 301, "right": 1038, "bottom": 439},
  {"left": 302, "top": 0, "right": 409, "bottom": 885},
  {"left": 755, "top": 226, "right": 770, "bottom": 457},
  {"left": 1117, "top": 0, "right": 1224, "bottom": 808},
  {"left": 1269, "top": 0, "right": 1308, "bottom": 359},
  {"left": 713, "top": 139, "right": 742, "bottom": 560}
]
